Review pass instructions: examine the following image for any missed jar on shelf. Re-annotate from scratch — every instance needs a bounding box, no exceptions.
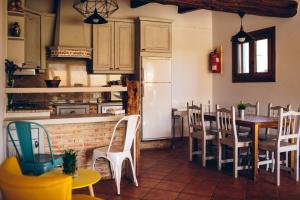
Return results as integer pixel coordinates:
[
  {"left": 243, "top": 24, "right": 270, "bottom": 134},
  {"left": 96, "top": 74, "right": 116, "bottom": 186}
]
[{"left": 10, "top": 22, "right": 21, "bottom": 37}]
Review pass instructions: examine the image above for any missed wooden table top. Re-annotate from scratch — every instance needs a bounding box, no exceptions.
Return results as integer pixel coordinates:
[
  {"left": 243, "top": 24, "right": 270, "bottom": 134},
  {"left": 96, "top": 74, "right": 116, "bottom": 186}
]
[{"left": 204, "top": 112, "right": 278, "bottom": 127}]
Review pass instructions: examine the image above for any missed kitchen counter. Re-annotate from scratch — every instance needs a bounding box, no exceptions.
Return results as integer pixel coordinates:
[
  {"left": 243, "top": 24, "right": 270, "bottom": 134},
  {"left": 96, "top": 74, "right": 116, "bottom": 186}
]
[
  {"left": 4, "top": 113, "right": 124, "bottom": 125},
  {"left": 4, "top": 113, "right": 127, "bottom": 179}
]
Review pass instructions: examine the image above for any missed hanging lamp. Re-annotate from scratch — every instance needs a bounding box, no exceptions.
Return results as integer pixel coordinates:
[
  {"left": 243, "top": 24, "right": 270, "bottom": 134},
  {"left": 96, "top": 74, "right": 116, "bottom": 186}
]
[
  {"left": 73, "top": 0, "right": 119, "bottom": 24},
  {"left": 231, "top": 12, "right": 253, "bottom": 44}
]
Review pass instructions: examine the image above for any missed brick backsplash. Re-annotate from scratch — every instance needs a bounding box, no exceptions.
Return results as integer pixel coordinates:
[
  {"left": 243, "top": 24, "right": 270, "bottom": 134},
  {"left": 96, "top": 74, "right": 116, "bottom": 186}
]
[{"left": 44, "top": 121, "right": 126, "bottom": 179}]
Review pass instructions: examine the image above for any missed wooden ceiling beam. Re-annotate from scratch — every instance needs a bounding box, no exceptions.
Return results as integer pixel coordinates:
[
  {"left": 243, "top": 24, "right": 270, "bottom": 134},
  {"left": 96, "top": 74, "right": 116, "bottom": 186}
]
[
  {"left": 131, "top": 0, "right": 150, "bottom": 8},
  {"left": 178, "top": 5, "right": 199, "bottom": 14},
  {"left": 131, "top": 0, "right": 298, "bottom": 18}
]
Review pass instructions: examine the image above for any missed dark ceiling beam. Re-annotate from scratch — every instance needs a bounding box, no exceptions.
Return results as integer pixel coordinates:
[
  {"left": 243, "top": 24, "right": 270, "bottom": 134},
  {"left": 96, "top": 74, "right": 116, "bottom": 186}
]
[
  {"left": 130, "top": 0, "right": 150, "bottom": 8},
  {"left": 130, "top": 0, "right": 298, "bottom": 18},
  {"left": 178, "top": 5, "right": 199, "bottom": 14}
]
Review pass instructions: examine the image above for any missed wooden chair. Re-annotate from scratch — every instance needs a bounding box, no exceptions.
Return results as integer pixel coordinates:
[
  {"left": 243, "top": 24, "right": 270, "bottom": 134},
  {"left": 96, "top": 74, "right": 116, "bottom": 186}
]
[
  {"left": 259, "top": 103, "right": 292, "bottom": 171},
  {"left": 187, "top": 102, "right": 217, "bottom": 167},
  {"left": 216, "top": 105, "right": 252, "bottom": 178},
  {"left": 245, "top": 101, "right": 260, "bottom": 116},
  {"left": 259, "top": 109, "right": 300, "bottom": 186},
  {"left": 238, "top": 101, "right": 260, "bottom": 135}
]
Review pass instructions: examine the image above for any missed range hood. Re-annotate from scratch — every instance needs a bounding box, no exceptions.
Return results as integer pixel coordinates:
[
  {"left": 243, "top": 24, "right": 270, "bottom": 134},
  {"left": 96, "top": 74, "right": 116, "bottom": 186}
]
[{"left": 48, "top": 0, "right": 92, "bottom": 59}]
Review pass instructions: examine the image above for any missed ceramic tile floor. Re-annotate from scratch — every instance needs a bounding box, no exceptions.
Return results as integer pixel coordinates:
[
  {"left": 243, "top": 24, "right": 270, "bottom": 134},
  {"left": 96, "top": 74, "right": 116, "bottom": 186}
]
[{"left": 74, "top": 140, "right": 300, "bottom": 200}]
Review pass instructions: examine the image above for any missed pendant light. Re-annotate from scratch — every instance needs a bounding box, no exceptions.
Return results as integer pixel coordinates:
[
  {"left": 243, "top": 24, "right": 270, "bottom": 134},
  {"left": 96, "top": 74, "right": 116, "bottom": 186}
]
[
  {"left": 73, "top": 0, "right": 119, "bottom": 24},
  {"left": 83, "top": 9, "right": 108, "bottom": 24},
  {"left": 231, "top": 12, "right": 253, "bottom": 44}
]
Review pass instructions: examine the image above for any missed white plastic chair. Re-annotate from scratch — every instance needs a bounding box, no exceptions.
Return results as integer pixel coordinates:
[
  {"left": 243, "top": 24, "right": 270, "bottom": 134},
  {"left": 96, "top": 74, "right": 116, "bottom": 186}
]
[
  {"left": 259, "top": 109, "right": 300, "bottom": 186},
  {"left": 91, "top": 115, "right": 140, "bottom": 195}
]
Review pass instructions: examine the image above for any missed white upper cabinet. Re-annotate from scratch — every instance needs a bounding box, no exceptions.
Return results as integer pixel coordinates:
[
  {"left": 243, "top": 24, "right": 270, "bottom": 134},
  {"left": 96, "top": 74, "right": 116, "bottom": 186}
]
[
  {"left": 92, "top": 19, "right": 135, "bottom": 74},
  {"left": 25, "top": 11, "right": 41, "bottom": 68},
  {"left": 139, "top": 17, "right": 172, "bottom": 53},
  {"left": 115, "top": 21, "right": 135, "bottom": 73},
  {"left": 93, "top": 22, "right": 115, "bottom": 72},
  {"left": 23, "top": 10, "right": 55, "bottom": 71}
]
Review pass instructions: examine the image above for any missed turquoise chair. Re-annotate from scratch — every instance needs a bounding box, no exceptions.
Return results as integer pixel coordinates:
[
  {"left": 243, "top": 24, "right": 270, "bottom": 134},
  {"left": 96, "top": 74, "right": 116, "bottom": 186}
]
[{"left": 7, "top": 121, "right": 63, "bottom": 175}]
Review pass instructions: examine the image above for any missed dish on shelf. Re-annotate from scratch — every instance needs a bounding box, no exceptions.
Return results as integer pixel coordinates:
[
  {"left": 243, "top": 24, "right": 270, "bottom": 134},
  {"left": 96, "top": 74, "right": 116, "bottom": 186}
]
[{"left": 45, "top": 80, "right": 61, "bottom": 88}]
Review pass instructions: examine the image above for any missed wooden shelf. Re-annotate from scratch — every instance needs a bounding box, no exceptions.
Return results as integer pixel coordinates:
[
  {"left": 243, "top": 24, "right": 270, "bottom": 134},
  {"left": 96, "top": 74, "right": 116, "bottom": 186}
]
[
  {"left": 8, "top": 36, "right": 24, "bottom": 40},
  {"left": 8, "top": 11, "right": 24, "bottom": 17},
  {"left": 5, "top": 86, "right": 128, "bottom": 94}
]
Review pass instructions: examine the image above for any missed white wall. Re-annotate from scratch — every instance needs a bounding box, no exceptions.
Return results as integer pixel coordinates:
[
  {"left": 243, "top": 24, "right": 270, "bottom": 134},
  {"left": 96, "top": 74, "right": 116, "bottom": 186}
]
[
  {"left": 114, "top": 0, "right": 213, "bottom": 108},
  {"left": 212, "top": 11, "right": 300, "bottom": 114},
  {"left": 0, "top": 0, "right": 6, "bottom": 163}
]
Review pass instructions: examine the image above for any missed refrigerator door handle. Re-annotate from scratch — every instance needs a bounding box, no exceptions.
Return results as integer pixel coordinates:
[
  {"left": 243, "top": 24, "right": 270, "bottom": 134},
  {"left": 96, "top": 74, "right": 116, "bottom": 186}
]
[
  {"left": 141, "top": 67, "right": 144, "bottom": 82},
  {"left": 141, "top": 83, "right": 144, "bottom": 98}
]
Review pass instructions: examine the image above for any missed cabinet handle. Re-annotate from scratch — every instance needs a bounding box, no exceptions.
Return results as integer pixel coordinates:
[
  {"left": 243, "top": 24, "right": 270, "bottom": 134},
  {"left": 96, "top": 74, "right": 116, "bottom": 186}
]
[
  {"left": 116, "top": 67, "right": 120, "bottom": 70},
  {"left": 109, "top": 67, "right": 114, "bottom": 70},
  {"left": 34, "top": 141, "right": 39, "bottom": 148},
  {"left": 141, "top": 48, "right": 146, "bottom": 51}
]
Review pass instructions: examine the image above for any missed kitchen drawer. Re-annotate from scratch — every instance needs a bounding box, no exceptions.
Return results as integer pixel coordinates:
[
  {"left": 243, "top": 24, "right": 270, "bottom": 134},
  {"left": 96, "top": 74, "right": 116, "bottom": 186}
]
[{"left": 56, "top": 105, "right": 90, "bottom": 115}]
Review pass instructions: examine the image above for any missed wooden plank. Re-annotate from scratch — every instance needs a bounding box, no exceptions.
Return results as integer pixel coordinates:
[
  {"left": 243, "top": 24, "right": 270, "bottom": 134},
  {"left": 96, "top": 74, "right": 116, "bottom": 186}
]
[
  {"left": 178, "top": 5, "right": 199, "bottom": 14},
  {"left": 127, "top": 80, "right": 141, "bottom": 176},
  {"left": 131, "top": 0, "right": 149, "bottom": 8},
  {"left": 131, "top": 0, "right": 298, "bottom": 18}
]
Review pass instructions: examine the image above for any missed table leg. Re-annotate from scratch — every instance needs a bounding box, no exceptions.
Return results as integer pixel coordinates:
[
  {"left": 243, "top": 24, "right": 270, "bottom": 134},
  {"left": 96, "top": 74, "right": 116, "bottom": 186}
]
[
  {"left": 172, "top": 117, "right": 176, "bottom": 148},
  {"left": 88, "top": 185, "right": 95, "bottom": 197},
  {"left": 252, "top": 124, "right": 259, "bottom": 180},
  {"left": 181, "top": 116, "right": 184, "bottom": 140}
]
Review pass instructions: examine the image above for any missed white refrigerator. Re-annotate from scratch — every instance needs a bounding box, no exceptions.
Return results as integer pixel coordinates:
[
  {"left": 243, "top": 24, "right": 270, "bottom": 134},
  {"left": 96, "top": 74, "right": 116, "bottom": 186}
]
[{"left": 141, "top": 57, "right": 172, "bottom": 140}]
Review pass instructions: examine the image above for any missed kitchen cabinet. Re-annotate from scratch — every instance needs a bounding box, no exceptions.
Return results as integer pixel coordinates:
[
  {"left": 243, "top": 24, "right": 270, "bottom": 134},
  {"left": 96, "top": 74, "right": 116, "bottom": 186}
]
[
  {"left": 91, "top": 19, "right": 135, "bottom": 74},
  {"left": 92, "top": 22, "right": 114, "bottom": 72},
  {"left": 138, "top": 17, "right": 172, "bottom": 53},
  {"left": 25, "top": 11, "right": 41, "bottom": 68},
  {"left": 24, "top": 10, "right": 55, "bottom": 71}
]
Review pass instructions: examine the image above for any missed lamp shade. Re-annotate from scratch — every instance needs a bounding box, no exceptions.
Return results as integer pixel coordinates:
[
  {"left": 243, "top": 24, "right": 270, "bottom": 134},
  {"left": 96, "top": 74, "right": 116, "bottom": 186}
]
[
  {"left": 231, "top": 26, "right": 253, "bottom": 44},
  {"left": 83, "top": 9, "right": 108, "bottom": 24},
  {"left": 231, "top": 12, "right": 253, "bottom": 44},
  {"left": 73, "top": 0, "right": 119, "bottom": 18}
]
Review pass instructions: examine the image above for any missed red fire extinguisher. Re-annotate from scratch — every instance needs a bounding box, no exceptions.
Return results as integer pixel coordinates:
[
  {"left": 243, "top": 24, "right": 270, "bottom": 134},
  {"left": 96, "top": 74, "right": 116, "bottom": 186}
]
[{"left": 210, "top": 49, "right": 221, "bottom": 73}]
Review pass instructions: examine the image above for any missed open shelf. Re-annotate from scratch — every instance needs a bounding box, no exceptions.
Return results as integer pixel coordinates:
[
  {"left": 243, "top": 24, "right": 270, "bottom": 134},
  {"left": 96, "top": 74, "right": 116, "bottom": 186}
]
[
  {"left": 8, "top": 11, "right": 25, "bottom": 17},
  {"left": 5, "top": 86, "right": 128, "bottom": 94},
  {"left": 8, "top": 36, "right": 24, "bottom": 40}
]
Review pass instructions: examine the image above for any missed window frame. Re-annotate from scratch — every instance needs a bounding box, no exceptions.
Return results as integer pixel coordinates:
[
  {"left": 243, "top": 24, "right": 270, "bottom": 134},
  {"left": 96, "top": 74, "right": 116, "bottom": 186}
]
[{"left": 232, "top": 26, "right": 276, "bottom": 83}]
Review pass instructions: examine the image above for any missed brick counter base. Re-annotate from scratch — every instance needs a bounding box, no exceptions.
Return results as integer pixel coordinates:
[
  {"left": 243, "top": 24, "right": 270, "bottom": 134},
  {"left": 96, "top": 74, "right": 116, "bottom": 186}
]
[{"left": 44, "top": 121, "right": 125, "bottom": 179}]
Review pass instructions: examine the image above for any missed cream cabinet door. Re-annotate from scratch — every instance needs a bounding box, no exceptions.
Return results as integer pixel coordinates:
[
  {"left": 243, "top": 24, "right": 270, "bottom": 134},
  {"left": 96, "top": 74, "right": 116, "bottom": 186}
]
[
  {"left": 115, "top": 21, "right": 135, "bottom": 73},
  {"left": 25, "top": 11, "right": 41, "bottom": 68},
  {"left": 93, "top": 22, "right": 114, "bottom": 72},
  {"left": 140, "top": 21, "right": 172, "bottom": 53}
]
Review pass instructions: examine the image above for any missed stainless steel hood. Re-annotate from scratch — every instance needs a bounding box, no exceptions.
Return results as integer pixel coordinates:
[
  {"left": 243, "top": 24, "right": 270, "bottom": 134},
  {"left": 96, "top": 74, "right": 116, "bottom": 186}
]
[{"left": 48, "top": 0, "right": 92, "bottom": 59}]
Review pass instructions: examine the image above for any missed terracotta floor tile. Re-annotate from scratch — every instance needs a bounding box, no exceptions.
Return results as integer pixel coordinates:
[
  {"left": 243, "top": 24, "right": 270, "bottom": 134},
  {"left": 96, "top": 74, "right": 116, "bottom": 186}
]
[
  {"left": 154, "top": 180, "right": 186, "bottom": 192},
  {"left": 89, "top": 139, "right": 300, "bottom": 200},
  {"left": 138, "top": 177, "right": 161, "bottom": 188},
  {"left": 142, "top": 189, "right": 179, "bottom": 200},
  {"left": 176, "top": 193, "right": 211, "bottom": 200}
]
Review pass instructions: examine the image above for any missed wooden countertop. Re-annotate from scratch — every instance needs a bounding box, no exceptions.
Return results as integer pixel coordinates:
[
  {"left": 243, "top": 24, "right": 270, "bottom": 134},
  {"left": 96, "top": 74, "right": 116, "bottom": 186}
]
[{"left": 4, "top": 113, "right": 125, "bottom": 125}]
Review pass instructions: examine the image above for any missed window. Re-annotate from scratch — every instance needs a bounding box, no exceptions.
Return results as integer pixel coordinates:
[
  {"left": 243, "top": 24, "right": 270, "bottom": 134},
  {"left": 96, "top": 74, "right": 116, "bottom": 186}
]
[{"left": 232, "top": 27, "right": 275, "bottom": 82}]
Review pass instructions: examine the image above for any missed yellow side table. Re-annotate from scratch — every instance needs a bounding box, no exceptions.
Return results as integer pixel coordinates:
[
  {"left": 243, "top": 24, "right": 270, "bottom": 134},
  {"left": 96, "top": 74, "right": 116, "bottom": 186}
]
[{"left": 43, "top": 168, "right": 101, "bottom": 197}]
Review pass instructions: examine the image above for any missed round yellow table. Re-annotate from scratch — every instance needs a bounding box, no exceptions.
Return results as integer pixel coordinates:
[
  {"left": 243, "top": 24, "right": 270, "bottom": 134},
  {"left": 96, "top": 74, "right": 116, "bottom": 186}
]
[{"left": 43, "top": 168, "right": 101, "bottom": 197}]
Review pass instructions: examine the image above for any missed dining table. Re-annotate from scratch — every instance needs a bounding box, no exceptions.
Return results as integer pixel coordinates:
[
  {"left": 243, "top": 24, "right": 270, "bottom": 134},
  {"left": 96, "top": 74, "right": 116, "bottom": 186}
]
[{"left": 204, "top": 112, "right": 279, "bottom": 180}]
